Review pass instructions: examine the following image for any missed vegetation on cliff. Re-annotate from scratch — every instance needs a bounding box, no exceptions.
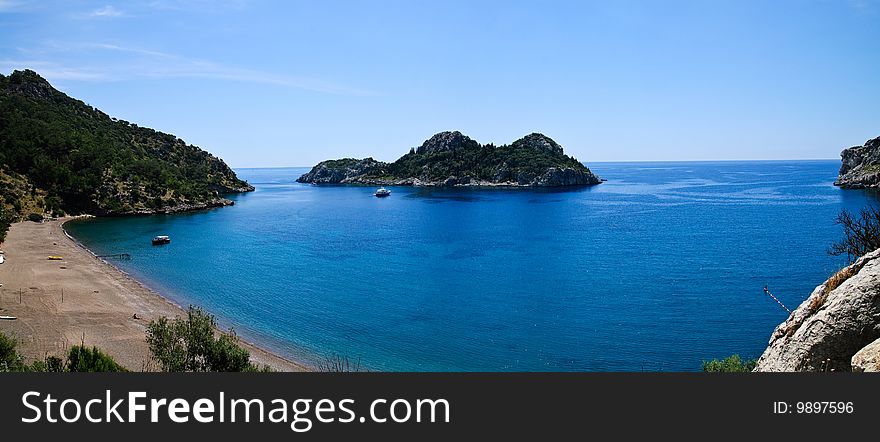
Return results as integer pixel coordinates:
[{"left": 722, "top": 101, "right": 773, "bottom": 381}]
[
  {"left": 297, "top": 131, "right": 601, "bottom": 186},
  {"left": 0, "top": 69, "right": 252, "bottom": 240}
]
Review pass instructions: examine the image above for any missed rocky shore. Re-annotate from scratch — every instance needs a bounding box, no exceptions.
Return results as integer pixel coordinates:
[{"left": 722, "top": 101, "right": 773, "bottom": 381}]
[
  {"left": 754, "top": 249, "right": 880, "bottom": 372},
  {"left": 99, "top": 197, "right": 237, "bottom": 216}
]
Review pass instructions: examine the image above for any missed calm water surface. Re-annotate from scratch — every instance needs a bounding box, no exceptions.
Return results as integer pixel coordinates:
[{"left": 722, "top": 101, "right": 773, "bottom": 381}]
[{"left": 65, "top": 161, "right": 878, "bottom": 371}]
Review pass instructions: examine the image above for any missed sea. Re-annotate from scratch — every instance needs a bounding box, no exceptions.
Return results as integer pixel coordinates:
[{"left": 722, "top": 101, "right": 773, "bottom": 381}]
[{"left": 63, "top": 160, "right": 879, "bottom": 371}]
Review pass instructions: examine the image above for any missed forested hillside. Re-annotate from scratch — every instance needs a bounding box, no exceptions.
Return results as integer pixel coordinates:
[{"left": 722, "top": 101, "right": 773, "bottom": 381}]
[{"left": 0, "top": 69, "right": 252, "bottom": 241}]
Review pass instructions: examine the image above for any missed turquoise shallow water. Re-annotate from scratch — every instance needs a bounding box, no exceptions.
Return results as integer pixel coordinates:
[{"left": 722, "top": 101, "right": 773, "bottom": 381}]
[{"left": 64, "top": 161, "right": 877, "bottom": 371}]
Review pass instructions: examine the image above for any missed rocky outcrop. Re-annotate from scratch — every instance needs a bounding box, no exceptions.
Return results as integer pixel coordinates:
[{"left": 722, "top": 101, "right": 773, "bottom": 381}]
[
  {"left": 754, "top": 249, "right": 880, "bottom": 372},
  {"left": 211, "top": 183, "right": 255, "bottom": 193},
  {"left": 295, "top": 158, "right": 388, "bottom": 184},
  {"left": 416, "top": 131, "right": 480, "bottom": 154},
  {"left": 834, "top": 136, "right": 880, "bottom": 188},
  {"left": 102, "top": 198, "right": 235, "bottom": 216},
  {"left": 297, "top": 131, "right": 602, "bottom": 187},
  {"left": 535, "top": 167, "right": 597, "bottom": 186},
  {"left": 512, "top": 133, "right": 565, "bottom": 155},
  {"left": 851, "top": 338, "right": 880, "bottom": 372}
]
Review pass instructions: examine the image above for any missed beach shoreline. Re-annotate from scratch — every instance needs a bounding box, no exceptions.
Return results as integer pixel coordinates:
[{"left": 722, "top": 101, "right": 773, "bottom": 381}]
[{"left": 0, "top": 217, "right": 309, "bottom": 372}]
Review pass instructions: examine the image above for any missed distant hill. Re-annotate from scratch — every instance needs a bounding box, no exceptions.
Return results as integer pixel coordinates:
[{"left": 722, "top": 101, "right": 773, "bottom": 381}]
[
  {"left": 0, "top": 69, "right": 252, "bottom": 241},
  {"left": 296, "top": 131, "right": 602, "bottom": 187}
]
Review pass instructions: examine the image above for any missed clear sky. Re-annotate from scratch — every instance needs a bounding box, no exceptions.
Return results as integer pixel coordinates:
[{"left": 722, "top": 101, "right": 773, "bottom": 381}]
[{"left": 1, "top": 0, "right": 878, "bottom": 167}]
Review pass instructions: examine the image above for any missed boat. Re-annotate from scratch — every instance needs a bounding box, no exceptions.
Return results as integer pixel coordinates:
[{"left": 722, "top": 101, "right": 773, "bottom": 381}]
[
  {"left": 151, "top": 235, "right": 171, "bottom": 245},
  {"left": 0, "top": 315, "right": 17, "bottom": 320},
  {"left": 47, "top": 255, "right": 63, "bottom": 260},
  {"left": 374, "top": 187, "right": 391, "bottom": 197},
  {"left": 0, "top": 255, "right": 4, "bottom": 264}
]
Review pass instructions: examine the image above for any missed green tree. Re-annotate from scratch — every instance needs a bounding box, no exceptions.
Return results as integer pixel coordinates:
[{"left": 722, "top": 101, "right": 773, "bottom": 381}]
[
  {"left": 145, "top": 306, "right": 269, "bottom": 372},
  {"left": 0, "top": 332, "right": 25, "bottom": 372},
  {"left": 701, "top": 354, "right": 757, "bottom": 372},
  {"left": 65, "top": 345, "right": 127, "bottom": 372}
]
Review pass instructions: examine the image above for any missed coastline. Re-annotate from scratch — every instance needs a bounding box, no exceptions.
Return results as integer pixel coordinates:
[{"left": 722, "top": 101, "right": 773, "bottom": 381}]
[{"left": 0, "top": 217, "right": 309, "bottom": 372}]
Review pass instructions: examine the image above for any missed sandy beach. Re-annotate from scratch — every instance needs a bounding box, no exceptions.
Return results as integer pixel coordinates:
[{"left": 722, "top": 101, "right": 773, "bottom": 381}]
[{"left": 0, "top": 218, "right": 307, "bottom": 372}]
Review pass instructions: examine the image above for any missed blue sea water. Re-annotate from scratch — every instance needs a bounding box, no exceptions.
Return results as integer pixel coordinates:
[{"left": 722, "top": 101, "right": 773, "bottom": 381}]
[{"left": 64, "top": 161, "right": 879, "bottom": 371}]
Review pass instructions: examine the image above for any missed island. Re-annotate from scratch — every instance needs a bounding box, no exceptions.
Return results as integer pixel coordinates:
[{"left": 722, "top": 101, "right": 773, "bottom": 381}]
[
  {"left": 0, "top": 69, "right": 253, "bottom": 241},
  {"left": 834, "top": 135, "right": 880, "bottom": 188},
  {"left": 296, "top": 131, "right": 602, "bottom": 187}
]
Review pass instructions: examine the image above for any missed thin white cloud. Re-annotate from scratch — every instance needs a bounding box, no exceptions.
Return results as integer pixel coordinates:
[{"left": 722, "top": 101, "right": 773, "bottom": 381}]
[
  {"left": 89, "top": 5, "right": 125, "bottom": 17},
  {"left": 0, "top": 60, "right": 110, "bottom": 81},
  {"left": 78, "top": 42, "right": 175, "bottom": 58},
  {"left": 0, "top": 0, "right": 23, "bottom": 12},
  {"left": 147, "top": 0, "right": 249, "bottom": 12},
  {"left": 848, "top": 0, "right": 877, "bottom": 14},
  {"left": 4, "top": 42, "right": 377, "bottom": 96}
]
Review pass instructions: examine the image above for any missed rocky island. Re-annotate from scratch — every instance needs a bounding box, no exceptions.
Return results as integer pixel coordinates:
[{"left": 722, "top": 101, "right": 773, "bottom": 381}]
[
  {"left": 296, "top": 131, "right": 602, "bottom": 187},
  {"left": 834, "top": 135, "right": 880, "bottom": 188},
  {"left": 0, "top": 69, "right": 253, "bottom": 240}
]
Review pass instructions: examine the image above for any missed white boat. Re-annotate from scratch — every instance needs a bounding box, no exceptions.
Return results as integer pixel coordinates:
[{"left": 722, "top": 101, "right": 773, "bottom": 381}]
[
  {"left": 0, "top": 315, "right": 16, "bottom": 320},
  {"left": 0, "top": 255, "right": 4, "bottom": 264},
  {"left": 151, "top": 235, "right": 171, "bottom": 245},
  {"left": 375, "top": 187, "right": 391, "bottom": 197}
]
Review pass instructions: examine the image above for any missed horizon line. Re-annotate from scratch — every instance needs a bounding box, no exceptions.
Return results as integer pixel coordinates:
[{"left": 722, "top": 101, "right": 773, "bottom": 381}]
[{"left": 231, "top": 158, "right": 841, "bottom": 169}]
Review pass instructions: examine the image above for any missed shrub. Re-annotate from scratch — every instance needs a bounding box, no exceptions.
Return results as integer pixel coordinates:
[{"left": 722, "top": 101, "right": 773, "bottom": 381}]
[
  {"left": 26, "top": 212, "right": 43, "bottom": 222},
  {"left": 146, "top": 306, "right": 269, "bottom": 372},
  {"left": 28, "top": 356, "right": 65, "bottom": 372},
  {"left": 702, "top": 354, "right": 757, "bottom": 372},
  {"left": 66, "top": 345, "right": 127, "bottom": 372},
  {"left": 0, "top": 331, "right": 124, "bottom": 372},
  {"left": 0, "top": 332, "right": 25, "bottom": 372}
]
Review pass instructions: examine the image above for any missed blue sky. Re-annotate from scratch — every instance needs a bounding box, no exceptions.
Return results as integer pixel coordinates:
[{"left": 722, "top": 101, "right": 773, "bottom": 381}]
[{"left": 1, "top": 0, "right": 878, "bottom": 167}]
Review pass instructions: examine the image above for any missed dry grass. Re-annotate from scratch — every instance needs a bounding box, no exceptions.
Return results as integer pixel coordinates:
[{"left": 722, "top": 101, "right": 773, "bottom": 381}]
[
  {"left": 808, "top": 263, "right": 861, "bottom": 314},
  {"left": 826, "top": 265, "right": 857, "bottom": 293},
  {"left": 784, "top": 262, "right": 864, "bottom": 339}
]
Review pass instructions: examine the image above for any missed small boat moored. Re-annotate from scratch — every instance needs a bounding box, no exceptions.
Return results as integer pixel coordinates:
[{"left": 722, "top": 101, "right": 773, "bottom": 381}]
[
  {"left": 152, "top": 235, "right": 171, "bottom": 245},
  {"left": 374, "top": 187, "right": 391, "bottom": 197}
]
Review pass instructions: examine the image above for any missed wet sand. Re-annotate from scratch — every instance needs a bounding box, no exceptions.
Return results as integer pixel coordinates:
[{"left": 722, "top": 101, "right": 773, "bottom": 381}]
[{"left": 0, "top": 218, "right": 307, "bottom": 371}]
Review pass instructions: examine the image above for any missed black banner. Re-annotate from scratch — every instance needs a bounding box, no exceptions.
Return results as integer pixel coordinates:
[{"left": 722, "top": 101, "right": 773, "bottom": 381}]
[{"left": 0, "top": 373, "right": 875, "bottom": 439}]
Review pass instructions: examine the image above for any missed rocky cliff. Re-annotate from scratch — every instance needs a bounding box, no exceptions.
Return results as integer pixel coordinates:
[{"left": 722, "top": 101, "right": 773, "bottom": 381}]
[
  {"left": 754, "top": 249, "right": 880, "bottom": 372},
  {"left": 296, "top": 131, "right": 602, "bottom": 187},
  {"left": 834, "top": 135, "right": 880, "bottom": 188},
  {"left": 294, "top": 158, "right": 388, "bottom": 185}
]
